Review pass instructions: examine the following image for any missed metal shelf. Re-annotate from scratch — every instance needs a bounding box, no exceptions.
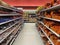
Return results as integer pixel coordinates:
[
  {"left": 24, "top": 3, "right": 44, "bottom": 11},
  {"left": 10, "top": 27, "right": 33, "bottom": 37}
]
[
  {"left": 41, "top": 4, "right": 60, "bottom": 12},
  {"left": 38, "top": 21, "right": 60, "bottom": 37},
  {"left": 0, "top": 21, "right": 20, "bottom": 34},
  {"left": 0, "top": 28, "right": 15, "bottom": 43},
  {"left": 5, "top": 35, "right": 14, "bottom": 45},
  {"left": 9, "top": 31, "right": 19, "bottom": 45},
  {"left": 0, "top": 14, "right": 21, "bottom": 16},
  {"left": 13, "top": 26, "right": 21, "bottom": 35},
  {"left": 0, "top": 22, "right": 19, "bottom": 43},
  {"left": 5, "top": 24, "right": 21, "bottom": 45},
  {"left": 9, "top": 37, "right": 15, "bottom": 45},
  {"left": 0, "top": 6, "right": 21, "bottom": 12},
  {"left": 0, "top": 17, "right": 20, "bottom": 25},
  {"left": 40, "top": 16, "right": 60, "bottom": 22},
  {"left": 40, "top": 27, "right": 54, "bottom": 45}
]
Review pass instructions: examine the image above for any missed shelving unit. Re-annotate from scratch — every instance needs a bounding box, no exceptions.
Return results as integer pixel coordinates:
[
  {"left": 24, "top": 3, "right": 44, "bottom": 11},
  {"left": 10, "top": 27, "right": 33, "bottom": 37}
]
[
  {"left": 36, "top": 4, "right": 60, "bottom": 45},
  {"left": 28, "top": 14, "right": 37, "bottom": 23},
  {"left": 0, "top": 5, "right": 22, "bottom": 13},
  {"left": 0, "top": 14, "right": 22, "bottom": 16},
  {"left": 38, "top": 21, "right": 60, "bottom": 37},
  {"left": 0, "top": 5, "right": 23, "bottom": 45},
  {"left": 39, "top": 16, "right": 60, "bottom": 22},
  {"left": 40, "top": 27, "right": 54, "bottom": 45}
]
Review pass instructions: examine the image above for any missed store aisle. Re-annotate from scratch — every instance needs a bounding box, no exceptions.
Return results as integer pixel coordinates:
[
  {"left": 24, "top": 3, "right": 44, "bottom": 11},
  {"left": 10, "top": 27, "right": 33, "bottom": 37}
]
[{"left": 13, "top": 23, "right": 44, "bottom": 45}]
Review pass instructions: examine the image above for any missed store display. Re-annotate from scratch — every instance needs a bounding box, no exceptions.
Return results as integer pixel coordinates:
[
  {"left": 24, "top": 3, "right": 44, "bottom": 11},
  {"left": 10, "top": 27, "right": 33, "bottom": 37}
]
[
  {"left": 44, "top": 12, "right": 52, "bottom": 18},
  {"left": 51, "top": 0, "right": 59, "bottom": 6},
  {"left": 0, "top": 1, "right": 23, "bottom": 45},
  {"left": 36, "top": 1, "right": 60, "bottom": 45}
]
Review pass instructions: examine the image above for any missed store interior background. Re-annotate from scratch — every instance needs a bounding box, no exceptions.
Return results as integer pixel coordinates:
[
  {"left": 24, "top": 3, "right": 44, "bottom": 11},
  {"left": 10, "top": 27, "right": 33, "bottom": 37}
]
[
  {"left": 2, "top": 0, "right": 60, "bottom": 23},
  {"left": 0, "top": 0, "right": 60, "bottom": 45}
]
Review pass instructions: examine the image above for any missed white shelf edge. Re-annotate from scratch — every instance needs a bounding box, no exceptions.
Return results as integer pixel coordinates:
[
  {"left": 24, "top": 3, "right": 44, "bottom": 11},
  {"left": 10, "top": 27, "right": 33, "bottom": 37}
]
[
  {"left": 5, "top": 23, "right": 21, "bottom": 45},
  {"left": 0, "top": 14, "right": 20, "bottom": 16},
  {"left": 38, "top": 21, "right": 60, "bottom": 37},
  {"left": 9, "top": 28, "right": 20, "bottom": 45},
  {"left": 41, "top": 4, "right": 60, "bottom": 12},
  {"left": 0, "top": 17, "right": 20, "bottom": 25},
  {"left": 40, "top": 16, "right": 60, "bottom": 22},
  {"left": 9, "top": 24, "right": 22, "bottom": 45},
  {"left": 0, "top": 21, "right": 20, "bottom": 34},
  {"left": 12, "top": 23, "right": 21, "bottom": 35},
  {"left": 0, "top": 6, "right": 20, "bottom": 12},
  {"left": 0, "top": 21, "right": 20, "bottom": 43},
  {"left": 9, "top": 38, "right": 15, "bottom": 45},
  {"left": 0, "top": 26, "right": 16, "bottom": 43},
  {"left": 40, "top": 27, "right": 54, "bottom": 45},
  {"left": 5, "top": 35, "right": 14, "bottom": 45},
  {"left": 9, "top": 34, "right": 18, "bottom": 45}
]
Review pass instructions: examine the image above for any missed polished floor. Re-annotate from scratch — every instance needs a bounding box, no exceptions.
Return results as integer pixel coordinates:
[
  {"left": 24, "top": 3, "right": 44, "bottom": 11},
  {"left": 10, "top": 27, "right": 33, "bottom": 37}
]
[{"left": 13, "top": 23, "right": 44, "bottom": 45}]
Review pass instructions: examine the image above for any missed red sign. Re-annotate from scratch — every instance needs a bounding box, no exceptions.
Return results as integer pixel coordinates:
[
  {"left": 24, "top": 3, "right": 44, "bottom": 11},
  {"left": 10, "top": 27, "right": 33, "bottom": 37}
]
[{"left": 3, "top": 0, "right": 51, "bottom": 6}]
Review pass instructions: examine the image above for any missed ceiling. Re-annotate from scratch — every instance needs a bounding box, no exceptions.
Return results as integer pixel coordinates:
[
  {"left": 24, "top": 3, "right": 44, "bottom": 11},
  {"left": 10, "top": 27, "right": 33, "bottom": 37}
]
[
  {"left": 3, "top": 0, "right": 51, "bottom": 6},
  {"left": 3, "top": 0, "right": 60, "bottom": 10}
]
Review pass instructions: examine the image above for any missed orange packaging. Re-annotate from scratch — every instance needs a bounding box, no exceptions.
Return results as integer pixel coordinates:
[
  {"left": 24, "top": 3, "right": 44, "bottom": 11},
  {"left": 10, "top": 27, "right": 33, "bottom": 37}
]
[
  {"left": 44, "top": 12, "right": 52, "bottom": 18},
  {"left": 55, "top": 40, "right": 60, "bottom": 45},
  {"left": 52, "top": 12, "right": 60, "bottom": 20},
  {"left": 47, "top": 31, "right": 52, "bottom": 36},
  {"left": 47, "top": 21, "right": 54, "bottom": 27},
  {"left": 45, "top": 29, "right": 49, "bottom": 34},
  {"left": 44, "top": 29, "right": 50, "bottom": 36},
  {"left": 51, "top": 11, "right": 54, "bottom": 15},
  {"left": 44, "top": 3, "right": 51, "bottom": 9},
  {"left": 50, "top": 26, "right": 57, "bottom": 32},
  {"left": 42, "top": 36, "right": 48, "bottom": 41},
  {"left": 44, "top": 29, "right": 51, "bottom": 36},
  {"left": 43, "top": 19, "right": 47, "bottom": 24},
  {"left": 51, "top": 0, "right": 59, "bottom": 6},
  {"left": 50, "top": 11, "right": 54, "bottom": 18},
  {"left": 50, "top": 25, "right": 60, "bottom": 34},
  {"left": 40, "top": 24, "right": 43, "bottom": 28},
  {"left": 42, "top": 26, "right": 46, "bottom": 31},
  {"left": 51, "top": 10, "right": 60, "bottom": 20},
  {"left": 44, "top": 29, "right": 48, "bottom": 33},
  {"left": 44, "top": 20, "right": 50, "bottom": 27},
  {"left": 44, "top": 20, "right": 54, "bottom": 27},
  {"left": 45, "top": 22, "right": 49, "bottom": 27},
  {"left": 46, "top": 41, "right": 51, "bottom": 45},
  {"left": 50, "top": 35, "right": 57, "bottom": 45}
]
